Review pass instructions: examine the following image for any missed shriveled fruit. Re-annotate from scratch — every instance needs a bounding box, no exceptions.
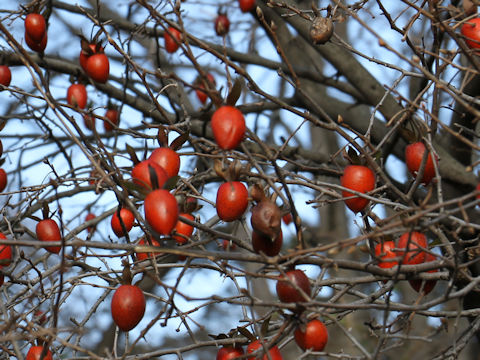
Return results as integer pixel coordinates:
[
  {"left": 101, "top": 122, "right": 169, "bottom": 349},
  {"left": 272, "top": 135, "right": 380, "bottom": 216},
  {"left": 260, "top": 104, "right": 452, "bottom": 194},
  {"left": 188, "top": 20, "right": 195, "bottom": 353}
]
[
  {"left": 397, "top": 231, "right": 428, "bottom": 265},
  {"left": 111, "top": 208, "right": 135, "bottom": 237},
  {"left": 216, "top": 181, "right": 248, "bottom": 222},
  {"left": 294, "top": 319, "right": 328, "bottom": 351},
  {"left": 250, "top": 199, "right": 281, "bottom": 240},
  {"left": 276, "top": 269, "right": 311, "bottom": 303},
  {"left": 215, "top": 14, "right": 230, "bottom": 36},
  {"left": 340, "top": 165, "right": 375, "bottom": 213},
  {"left": 111, "top": 284, "right": 146, "bottom": 331},
  {"left": 252, "top": 229, "right": 282, "bottom": 256},
  {"left": 36, "top": 219, "right": 62, "bottom": 254},
  {"left": 83, "top": 113, "right": 95, "bottom": 131},
  {"left": 144, "top": 189, "right": 179, "bottom": 235},
  {"left": 104, "top": 108, "right": 119, "bottom": 131},
  {"left": 149, "top": 147, "right": 181, "bottom": 178},
  {"left": 405, "top": 142, "right": 437, "bottom": 185},
  {"left": 211, "top": 106, "right": 246, "bottom": 150},
  {"left": 173, "top": 213, "right": 195, "bottom": 245}
]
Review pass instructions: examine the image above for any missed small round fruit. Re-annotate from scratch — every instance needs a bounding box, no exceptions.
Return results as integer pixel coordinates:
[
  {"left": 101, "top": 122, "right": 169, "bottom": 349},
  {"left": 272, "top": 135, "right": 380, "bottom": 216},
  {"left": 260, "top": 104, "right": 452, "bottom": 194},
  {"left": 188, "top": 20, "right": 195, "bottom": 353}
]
[
  {"left": 79, "top": 43, "right": 97, "bottom": 72},
  {"left": 0, "top": 65, "right": 12, "bottom": 87},
  {"left": 149, "top": 147, "right": 181, "bottom": 178},
  {"left": 397, "top": 231, "right": 428, "bottom": 265},
  {"left": 252, "top": 230, "right": 283, "bottom": 256},
  {"left": 215, "top": 14, "right": 230, "bottom": 36},
  {"left": 0, "top": 168, "right": 7, "bottom": 192},
  {"left": 276, "top": 269, "right": 311, "bottom": 303},
  {"left": 111, "top": 208, "right": 135, "bottom": 237},
  {"left": 405, "top": 142, "right": 436, "bottom": 185},
  {"left": 86, "top": 53, "right": 110, "bottom": 83},
  {"left": 461, "top": 17, "right": 480, "bottom": 50},
  {"left": 85, "top": 213, "right": 96, "bottom": 234},
  {"left": 104, "top": 108, "right": 119, "bottom": 131},
  {"left": 375, "top": 241, "right": 397, "bottom": 269},
  {"left": 144, "top": 189, "right": 179, "bottom": 235},
  {"left": 221, "top": 239, "right": 237, "bottom": 251},
  {"left": 0, "top": 232, "right": 12, "bottom": 267},
  {"left": 216, "top": 181, "right": 248, "bottom": 222},
  {"left": 217, "top": 346, "right": 244, "bottom": 360},
  {"left": 211, "top": 106, "right": 246, "bottom": 150},
  {"left": 246, "top": 339, "right": 283, "bottom": 360},
  {"left": 25, "top": 345, "right": 53, "bottom": 360},
  {"left": 409, "top": 252, "right": 438, "bottom": 294},
  {"left": 111, "top": 284, "right": 146, "bottom": 331},
  {"left": 67, "top": 83, "right": 88, "bottom": 109},
  {"left": 239, "top": 0, "right": 256, "bottom": 12},
  {"left": 195, "top": 73, "right": 215, "bottom": 104},
  {"left": 173, "top": 213, "right": 195, "bottom": 245},
  {"left": 294, "top": 319, "right": 328, "bottom": 351},
  {"left": 340, "top": 165, "right": 375, "bottom": 213},
  {"left": 131, "top": 160, "right": 169, "bottom": 191},
  {"left": 282, "top": 213, "right": 292, "bottom": 225},
  {"left": 25, "top": 31, "right": 47, "bottom": 52},
  {"left": 24, "top": 14, "right": 46, "bottom": 43},
  {"left": 136, "top": 237, "right": 162, "bottom": 261},
  {"left": 164, "top": 27, "right": 182, "bottom": 53},
  {"left": 36, "top": 219, "right": 62, "bottom": 254},
  {"left": 83, "top": 113, "right": 95, "bottom": 131}
]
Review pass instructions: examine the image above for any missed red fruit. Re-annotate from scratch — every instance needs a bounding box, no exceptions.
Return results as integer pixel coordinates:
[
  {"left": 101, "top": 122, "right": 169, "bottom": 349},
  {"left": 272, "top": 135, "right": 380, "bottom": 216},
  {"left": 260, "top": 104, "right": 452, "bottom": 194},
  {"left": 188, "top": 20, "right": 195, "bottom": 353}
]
[
  {"left": 111, "top": 208, "right": 135, "bottom": 237},
  {"left": 0, "top": 65, "right": 12, "bottom": 87},
  {"left": 340, "top": 165, "right": 375, "bottom": 213},
  {"left": 239, "top": 0, "right": 256, "bottom": 12},
  {"left": 216, "top": 181, "right": 248, "bottom": 222},
  {"left": 36, "top": 219, "right": 62, "bottom": 254},
  {"left": 276, "top": 269, "right": 311, "bottom": 303},
  {"left": 252, "top": 230, "right": 282, "bottom": 256},
  {"left": 246, "top": 339, "right": 283, "bottom": 360},
  {"left": 211, "top": 106, "right": 246, "bottom": 150},
  {"left": 0, "top": 168, "right": 7, "bottom": 192},
  {"left": 215, "top": 14, "right": 230, "bottom": 36},
  {"left": 294, "top": 319, "right": 328, "bottom": 351},
  {"left": 131, "top": 160, "right": 169, "bottom": 191},
  {"left": 0, "top": 232, "right": 12, "bottom": 267},
  {"left": 25, "top": 14, "right": 46, "bottom": 43},
  {"left": 173, "top": 213, "right": 195, "bottom": 244},
  {"left": 25, "top": 345, "right": 53, "bottom": 360},
  {"left": 104, "top": 108, "right": 120, "bottom": 131},
  {"left": 86, "top": 53, "right": 110, "bottom": 83},
  {"left": 85, "top": 213, "right": 96, "bottom": 234},
  {"left": 374, "top": 241, "right": 398, "bottom": 269},
  {"left": 282, "top": 213, "right": 292, "bottom": 225},
  {"left": 25, "top": 31, "right": 47, "bottom": 52},
  {"left": 405, "top": 142, "right": 436, "bottom": 185},
  {"left": 217, "top": 346, "right": 244, "bottom": 360},
  {"left": 409, "top": 252, "right": 438, "bottom": 294},
  {"left": 461, "top": 17, "right": 480, "bottom": 50},
  {"left": 136, "top": 237, "right": 162, "bottom": 261},
  {"left": 397, "top": 231, "right": 428, "bottom": 265},
  {"left": 79, "top": 43, "right": 104, "bottom": 72},
  {"left": 33, "top": 310, "right": 47, "bottom": 325},
  {"left": 83, "top": 113, "right": 95, "bottom": 131},
  {"left": 144, "top": 189, "right": 179, "bottom": 235},
  {"left": 67, "top": 83, "right": 87, "bottom": 109},
  {"left": 222, "top": 239, "right": 237, "bottom": 251},
  {"left": 195, "top": 73, "right": 216, "bottom": 104},
  {"left": 111, "top": 284, "right": 146, "bottom": 331},
  {"left": 149, "top": 147, "right": 181, "bottom": 178},
  {"left": 164, "top": 27, "right": 182, "bottom": 53}
]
